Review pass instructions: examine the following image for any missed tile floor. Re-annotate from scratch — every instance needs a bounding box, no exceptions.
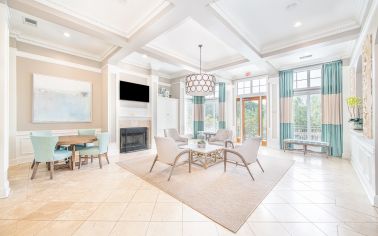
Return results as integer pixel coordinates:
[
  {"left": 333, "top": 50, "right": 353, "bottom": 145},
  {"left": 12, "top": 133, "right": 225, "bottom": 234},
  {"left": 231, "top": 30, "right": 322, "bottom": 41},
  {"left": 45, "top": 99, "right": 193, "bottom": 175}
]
[{"left": 0, "top": 147, "right": 377, "bottom": 236}]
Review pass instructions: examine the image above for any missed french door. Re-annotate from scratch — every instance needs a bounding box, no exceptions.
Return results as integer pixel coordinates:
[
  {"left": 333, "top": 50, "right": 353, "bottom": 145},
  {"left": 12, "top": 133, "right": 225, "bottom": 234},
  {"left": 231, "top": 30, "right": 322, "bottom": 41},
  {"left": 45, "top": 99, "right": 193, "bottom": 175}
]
[{"left": 236, "top": 96, "right": 267, "bottom": 145}]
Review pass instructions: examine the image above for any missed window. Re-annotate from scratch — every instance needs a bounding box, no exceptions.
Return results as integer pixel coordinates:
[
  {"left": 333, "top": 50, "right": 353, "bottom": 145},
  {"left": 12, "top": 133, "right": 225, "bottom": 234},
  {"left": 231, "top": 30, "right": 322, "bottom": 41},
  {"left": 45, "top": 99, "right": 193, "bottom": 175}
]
[
  {"left": 184, "top": 96, "right": 193, "bottom": 135},
  {"left": 237, "top": 81, "right": 250, "bottom": 95},
  {"left": 292, "top": 67, "right": 321, "bottom": 141},
  {"left": 204, "top": 84, "right": 219, "bottom": 132},
  {"left": 252, "top": 78, "right": 267, "bottom": 94}
]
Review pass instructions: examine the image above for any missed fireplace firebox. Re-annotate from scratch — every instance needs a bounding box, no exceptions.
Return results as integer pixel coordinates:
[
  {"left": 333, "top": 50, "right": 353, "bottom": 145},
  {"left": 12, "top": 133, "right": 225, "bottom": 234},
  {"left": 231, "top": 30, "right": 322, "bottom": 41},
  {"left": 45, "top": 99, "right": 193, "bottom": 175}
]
[{"left": 120, "top": 127, "right": 148, "bottom": 153}]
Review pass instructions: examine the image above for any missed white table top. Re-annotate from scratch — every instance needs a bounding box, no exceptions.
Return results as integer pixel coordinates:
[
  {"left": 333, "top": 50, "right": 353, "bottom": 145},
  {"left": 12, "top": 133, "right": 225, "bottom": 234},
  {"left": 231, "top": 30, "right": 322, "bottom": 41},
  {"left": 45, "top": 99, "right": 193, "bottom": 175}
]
[{"left": 180, "top": 143, "right": 223, "bottom": 154}]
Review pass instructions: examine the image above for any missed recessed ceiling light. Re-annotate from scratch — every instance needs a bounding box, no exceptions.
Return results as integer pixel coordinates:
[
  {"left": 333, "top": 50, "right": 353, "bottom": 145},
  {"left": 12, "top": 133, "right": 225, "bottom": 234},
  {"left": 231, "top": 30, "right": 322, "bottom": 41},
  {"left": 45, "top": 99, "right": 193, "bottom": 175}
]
[
  {"left": 142, "top": 54, "right": 148, "bottom": 59},
  {"left": 63, "top": 32, "right": 70, "bottom": 38},
  {"left": 293, "top": 21, "right": 302, "bottom": 28}
]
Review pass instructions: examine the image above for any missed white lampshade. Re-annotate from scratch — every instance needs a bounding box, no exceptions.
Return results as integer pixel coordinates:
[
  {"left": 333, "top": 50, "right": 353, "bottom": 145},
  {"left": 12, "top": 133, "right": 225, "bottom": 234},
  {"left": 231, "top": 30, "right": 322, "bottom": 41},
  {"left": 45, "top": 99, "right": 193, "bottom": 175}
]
[{"left": 185, "top": 73, "right": 216, "bottom": 96}]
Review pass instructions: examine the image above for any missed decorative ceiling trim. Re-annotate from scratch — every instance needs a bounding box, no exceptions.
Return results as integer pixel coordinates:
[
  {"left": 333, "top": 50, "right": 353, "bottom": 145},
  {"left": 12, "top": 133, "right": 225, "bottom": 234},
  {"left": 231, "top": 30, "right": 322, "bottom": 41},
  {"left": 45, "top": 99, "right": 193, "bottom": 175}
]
[
  {"left": 31, "top": 0, "right": 172, "bottom": 39},
  {"left": 10, "top": 31, "right": 117, "bottom": 61}
]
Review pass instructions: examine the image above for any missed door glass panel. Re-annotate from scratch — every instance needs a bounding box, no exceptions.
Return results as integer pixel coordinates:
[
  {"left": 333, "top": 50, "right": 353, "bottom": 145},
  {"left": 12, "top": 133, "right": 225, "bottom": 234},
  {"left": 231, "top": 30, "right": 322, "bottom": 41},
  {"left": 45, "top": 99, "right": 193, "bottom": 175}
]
[
  {"left": 261, "top": 97, "right": 267, "bottom": 140},
  {"left": 236, "top": 99, "right": 241, "bottom": 141},
  {"left": 243, "top": 99, "right": 259, "bottom": 140}
]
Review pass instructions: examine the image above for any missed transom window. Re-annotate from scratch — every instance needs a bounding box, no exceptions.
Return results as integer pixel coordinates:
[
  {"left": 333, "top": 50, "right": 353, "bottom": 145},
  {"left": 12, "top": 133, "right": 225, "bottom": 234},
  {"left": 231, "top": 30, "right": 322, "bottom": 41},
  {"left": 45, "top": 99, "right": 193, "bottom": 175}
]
[
  {"left": 294, "top": 68, "right": 321, "bottom": 90},
  {"left": 237, "top": 78, "right": 267, "bottom": 96}
]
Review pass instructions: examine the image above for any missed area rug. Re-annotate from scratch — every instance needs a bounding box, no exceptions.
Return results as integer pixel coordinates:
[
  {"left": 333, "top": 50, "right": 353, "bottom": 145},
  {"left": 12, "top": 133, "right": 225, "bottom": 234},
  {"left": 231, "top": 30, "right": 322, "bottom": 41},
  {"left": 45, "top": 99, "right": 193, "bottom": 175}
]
[{"left": 117, "top": 154, "right": 294, "bottom": 232}]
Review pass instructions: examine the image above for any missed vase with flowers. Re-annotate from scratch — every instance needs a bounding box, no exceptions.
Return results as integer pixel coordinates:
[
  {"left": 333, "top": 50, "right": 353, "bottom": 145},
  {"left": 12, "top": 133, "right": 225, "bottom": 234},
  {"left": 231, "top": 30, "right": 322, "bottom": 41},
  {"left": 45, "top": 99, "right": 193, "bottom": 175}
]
[{"left": 346, "top": 96, "right": 363, "bottom": 130}]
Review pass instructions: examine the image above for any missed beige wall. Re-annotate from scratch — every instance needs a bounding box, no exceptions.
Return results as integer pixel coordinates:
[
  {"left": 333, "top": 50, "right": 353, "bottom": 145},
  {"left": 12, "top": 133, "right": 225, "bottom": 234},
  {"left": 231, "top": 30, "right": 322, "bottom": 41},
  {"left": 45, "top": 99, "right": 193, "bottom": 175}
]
[{"left": 16, "top": 57, "right": 102, "bottom": 131}]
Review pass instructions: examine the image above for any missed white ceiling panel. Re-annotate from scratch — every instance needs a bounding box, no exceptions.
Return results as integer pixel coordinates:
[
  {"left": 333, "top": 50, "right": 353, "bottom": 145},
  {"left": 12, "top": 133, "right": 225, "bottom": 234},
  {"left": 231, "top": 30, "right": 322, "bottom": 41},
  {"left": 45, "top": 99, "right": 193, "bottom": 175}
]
[
  {"left": 213, "top": 0, "right": 367, "bottom": 52},
  {"left": 10, "top": 9, "right": 115, "bottom": 61},
  {"left": 268, "top": 40, "right": 356, "bottom": 70},
  {"left": 33, "top": 0, "right": 170, "bottom": 37},
  {"left": 224, "top": 61, "right": 271, "bottom": 79},
  {"left": 146, "top": 18, "right": 244, "bottom": 68}
]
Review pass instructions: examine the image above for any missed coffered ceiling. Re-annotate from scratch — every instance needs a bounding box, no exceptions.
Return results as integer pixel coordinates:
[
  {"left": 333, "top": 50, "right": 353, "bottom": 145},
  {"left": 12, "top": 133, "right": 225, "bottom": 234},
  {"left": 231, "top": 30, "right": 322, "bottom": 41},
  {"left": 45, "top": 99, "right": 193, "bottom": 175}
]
[{"left": 7, "top": 0, "right": 371, "bottom": 79}]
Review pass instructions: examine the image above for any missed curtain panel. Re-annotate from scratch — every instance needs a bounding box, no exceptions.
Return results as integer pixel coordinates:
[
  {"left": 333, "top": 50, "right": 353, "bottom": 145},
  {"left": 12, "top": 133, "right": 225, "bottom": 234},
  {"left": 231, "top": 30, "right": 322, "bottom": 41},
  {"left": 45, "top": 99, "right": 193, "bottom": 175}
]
[
  {"left": 218, "top": 82, "right": 226, "bottom": 129},
  {"left": 321, "top": 60, "right": 343, "bottom": 157},
  {"left": 279, "top": 70, "right": 294, "bottom": 149},
  {"left": 193, "top": 96, "right": 204, "bottom": 139}
]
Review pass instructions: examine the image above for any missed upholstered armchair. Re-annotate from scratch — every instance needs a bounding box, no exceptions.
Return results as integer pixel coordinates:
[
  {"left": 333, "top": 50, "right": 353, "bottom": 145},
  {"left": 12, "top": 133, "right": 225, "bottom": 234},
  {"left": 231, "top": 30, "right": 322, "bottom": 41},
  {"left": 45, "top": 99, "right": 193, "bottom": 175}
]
[
  {"left": 208, "top": 129, "right": 234, "bottom": 147},
  {"left": 164, "top": 129, "right": 188, "bottom": 146},
  {"left": 223, "top": 137, "right": 264, "bottom": 180},
  {"left": 150, "top": 137, "right": 190, "bottom": 181}
]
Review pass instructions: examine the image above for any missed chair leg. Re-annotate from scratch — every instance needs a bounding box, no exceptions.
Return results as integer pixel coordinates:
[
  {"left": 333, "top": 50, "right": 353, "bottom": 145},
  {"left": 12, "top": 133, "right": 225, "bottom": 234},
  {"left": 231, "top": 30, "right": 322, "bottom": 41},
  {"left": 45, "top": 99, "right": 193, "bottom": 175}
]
[
  {"left": 240, "top": 158, "right": 254, "bottom": 181},
  {"left": 105, "top": 153, "right": 110, "bottom": 164},
  {"left": 91, "top": 156, "right": 93, "bottom": 163},
  {"left": 223, "top": 151, "right": 227, "bottom": 172},
  {"left": 168, "top": 164, "right": 176, "bottom": 181},
  {"left": 99, "top": 155, "right": 103, "bottom": 169},
  {"left": 149, "top": 155, "right": 158, "bottom": 173},
  {"left": 47, "top": 162, "right": 51, "bottom": 171},
  {"left": 31, "top": 162, "right": 39, "bottom": 180},
  {"left": 50, "top": 162, "right": 54, "bottom": 179},
  {"left": 79, "top": 156, "right": 82, "bottom": 169},
  {"left": 257, "top": 159, "right": 264, "bottom": 172},
  {"left": 31, "top": 159, "right": 35, "bottom": 169}
]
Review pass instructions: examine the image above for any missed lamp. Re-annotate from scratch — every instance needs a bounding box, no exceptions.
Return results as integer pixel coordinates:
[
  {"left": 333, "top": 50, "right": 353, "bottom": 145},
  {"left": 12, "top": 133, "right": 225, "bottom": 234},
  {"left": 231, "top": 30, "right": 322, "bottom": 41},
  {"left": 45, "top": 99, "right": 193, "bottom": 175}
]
[{"left": 185, "top": 45, "right": 216, "bottom": 96}]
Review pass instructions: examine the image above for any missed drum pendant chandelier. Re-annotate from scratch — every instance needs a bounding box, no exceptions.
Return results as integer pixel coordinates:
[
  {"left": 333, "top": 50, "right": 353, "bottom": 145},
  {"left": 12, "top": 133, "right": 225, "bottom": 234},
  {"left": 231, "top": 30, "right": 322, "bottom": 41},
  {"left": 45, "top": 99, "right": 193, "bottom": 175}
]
[{"left": 185, "top": 44, "right": 216, "bottom": 96}]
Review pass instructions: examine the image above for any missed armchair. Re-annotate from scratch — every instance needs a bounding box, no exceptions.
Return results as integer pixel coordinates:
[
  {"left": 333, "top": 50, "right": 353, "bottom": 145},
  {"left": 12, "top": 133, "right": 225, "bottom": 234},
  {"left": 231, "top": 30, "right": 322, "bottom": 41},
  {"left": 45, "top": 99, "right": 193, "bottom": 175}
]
[
  {"left": 208, "top": 129, "right": 233, "bottom": 147},
  {"left": 150, "top": 137, "right": 190, "bottom": 181},
  {"left": 164, "top": 129, "right": 188, "bottom": 146},
  {"left": 223, "top": 137, "right": 264, "bottom": 180}
]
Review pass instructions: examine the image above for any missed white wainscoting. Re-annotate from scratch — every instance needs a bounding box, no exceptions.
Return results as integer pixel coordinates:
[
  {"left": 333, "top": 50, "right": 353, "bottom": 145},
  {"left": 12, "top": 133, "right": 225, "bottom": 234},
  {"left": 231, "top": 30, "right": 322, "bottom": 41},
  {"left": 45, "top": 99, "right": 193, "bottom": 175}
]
[
  {"left": 350, "top": 130, "right": 376, "bottom": 205},
  {"left": 11, "top": 129, "right": 101, "bottom": 166}
]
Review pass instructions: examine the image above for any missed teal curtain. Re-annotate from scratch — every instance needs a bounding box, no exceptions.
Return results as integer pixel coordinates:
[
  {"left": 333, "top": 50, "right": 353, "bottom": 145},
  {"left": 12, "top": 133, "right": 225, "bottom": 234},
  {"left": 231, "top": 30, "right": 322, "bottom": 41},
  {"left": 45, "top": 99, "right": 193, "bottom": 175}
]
[
  {"left": 218, "top": 82, "right": 226, "bottom": 129},
  {"left": 279, "top": 70, "right": 294, "bottom": 149},
  {"left": 321, "top": 60, "right": 343, "bottom": 157},
  {"left": 193, "top": 96, "right": 204, "bottom": 139}
]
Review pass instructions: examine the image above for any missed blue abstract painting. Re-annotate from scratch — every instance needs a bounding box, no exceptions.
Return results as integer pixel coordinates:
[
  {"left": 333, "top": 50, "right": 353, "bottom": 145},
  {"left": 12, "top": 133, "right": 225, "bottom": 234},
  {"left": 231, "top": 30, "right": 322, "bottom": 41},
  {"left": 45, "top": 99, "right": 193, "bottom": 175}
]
[{"left": 33, "top": 74, "right": 92, "bottom": 123}]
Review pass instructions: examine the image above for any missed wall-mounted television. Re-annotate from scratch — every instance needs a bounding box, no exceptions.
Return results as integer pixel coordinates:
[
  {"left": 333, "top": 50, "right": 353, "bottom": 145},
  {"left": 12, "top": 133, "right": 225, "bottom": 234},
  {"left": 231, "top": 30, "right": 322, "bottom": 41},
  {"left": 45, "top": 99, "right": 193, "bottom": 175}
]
[{"left": 119, "top": 81, "right": 150, "bottom": 102}]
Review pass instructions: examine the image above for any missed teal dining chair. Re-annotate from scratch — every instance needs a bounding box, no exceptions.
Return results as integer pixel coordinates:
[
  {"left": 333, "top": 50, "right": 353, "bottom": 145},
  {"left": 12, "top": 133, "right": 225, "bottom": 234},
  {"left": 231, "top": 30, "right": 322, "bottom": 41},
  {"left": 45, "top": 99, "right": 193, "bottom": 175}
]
[
  {"left": 76, "top": 129, "right": 96, "bottom": 150},
  {"left": 78, "top": 132, "right": 110, "bottom": 169},
  {"left": 30, "top": 131, "right": 53, "bottom": 169},
  {"left": 30, "top": 136, "right": 72, "bottom": 179}
]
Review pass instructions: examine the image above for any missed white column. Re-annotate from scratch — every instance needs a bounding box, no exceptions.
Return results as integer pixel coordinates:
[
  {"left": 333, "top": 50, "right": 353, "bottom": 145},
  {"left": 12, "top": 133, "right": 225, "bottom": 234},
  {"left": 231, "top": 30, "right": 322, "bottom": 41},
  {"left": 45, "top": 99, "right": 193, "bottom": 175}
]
[
  {"left": 149, "top": 73, "right": 159, "bottom": 148},
  {"left": 0, "top": 3, "right": 10, "bottom": 198}
]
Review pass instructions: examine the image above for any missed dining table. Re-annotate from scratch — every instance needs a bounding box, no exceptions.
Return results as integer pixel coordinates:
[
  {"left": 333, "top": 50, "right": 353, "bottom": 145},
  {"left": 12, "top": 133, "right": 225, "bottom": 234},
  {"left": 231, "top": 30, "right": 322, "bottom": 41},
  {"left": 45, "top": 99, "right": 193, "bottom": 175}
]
[{"left": 57, "top": 135, "right": 97, "bottom": 170}]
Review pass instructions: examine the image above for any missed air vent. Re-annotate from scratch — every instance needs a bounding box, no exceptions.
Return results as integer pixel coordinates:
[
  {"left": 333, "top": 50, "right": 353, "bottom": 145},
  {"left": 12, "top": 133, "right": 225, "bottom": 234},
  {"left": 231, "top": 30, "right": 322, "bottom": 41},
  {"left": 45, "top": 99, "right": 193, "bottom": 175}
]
[
  {"left": 299, "top": 54, "right": 312, "bottom": 60},
  {"left": 23, "top": 17, "right": 38, "bottom": 27}
]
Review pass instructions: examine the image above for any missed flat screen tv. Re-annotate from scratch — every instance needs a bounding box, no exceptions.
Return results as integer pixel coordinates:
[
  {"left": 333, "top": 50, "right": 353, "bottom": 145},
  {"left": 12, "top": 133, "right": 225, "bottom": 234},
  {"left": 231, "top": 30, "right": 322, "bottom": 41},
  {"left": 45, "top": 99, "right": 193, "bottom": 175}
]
[{"left": 119, "top": 81, "right": 149, "bottom": 102}]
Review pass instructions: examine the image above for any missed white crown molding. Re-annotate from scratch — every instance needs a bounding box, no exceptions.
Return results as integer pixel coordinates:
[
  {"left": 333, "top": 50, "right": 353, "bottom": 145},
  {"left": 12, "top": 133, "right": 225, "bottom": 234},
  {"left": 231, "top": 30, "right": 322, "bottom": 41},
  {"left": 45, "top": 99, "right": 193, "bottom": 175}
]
[
  {"left": 118, "top": 68, "right": 151, "bottom": 80},
  {"left": 158, "top": 81, "right": 171, "bottom": 87},
  {"left": 10, "top": 31, "right": 117, "bottom": 62},
  {"left": 261, "top": 21, "right": 361, "bottom": 54},
  {"left": 33, "top": 0, "right": 171, "bottom": 39},
  {"left": 16, "top": 50, "right": 102, "bottom": 73}
]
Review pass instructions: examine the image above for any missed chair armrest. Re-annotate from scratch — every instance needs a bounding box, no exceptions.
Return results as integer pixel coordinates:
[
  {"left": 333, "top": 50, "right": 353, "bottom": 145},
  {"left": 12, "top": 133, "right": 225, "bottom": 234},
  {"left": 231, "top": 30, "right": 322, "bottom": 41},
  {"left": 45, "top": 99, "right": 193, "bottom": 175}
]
[
  {"left": 175, "top": 149, "right": 190, "bottom": 160},
  {"left": 224, "top": 148, "right": 248, "bottom": 164},
  {"left": 178, "top": 136, "right": 189, "bottom": 142}
]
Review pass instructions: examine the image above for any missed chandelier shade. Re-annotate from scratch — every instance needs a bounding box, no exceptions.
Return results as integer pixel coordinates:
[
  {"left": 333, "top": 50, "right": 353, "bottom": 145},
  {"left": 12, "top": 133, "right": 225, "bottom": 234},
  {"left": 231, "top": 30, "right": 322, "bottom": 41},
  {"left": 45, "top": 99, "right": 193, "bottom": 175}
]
[{"left": 185, "top": 45, "right": 216, "bottom": 96}]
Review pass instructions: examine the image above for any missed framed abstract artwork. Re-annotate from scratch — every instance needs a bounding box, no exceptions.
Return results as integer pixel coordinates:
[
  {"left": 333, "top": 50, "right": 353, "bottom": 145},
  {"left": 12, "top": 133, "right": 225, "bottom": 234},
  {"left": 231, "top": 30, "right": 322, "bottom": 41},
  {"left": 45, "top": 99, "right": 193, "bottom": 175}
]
[{"left": 32, "top": 74, "right": 92, "bottom": 123}]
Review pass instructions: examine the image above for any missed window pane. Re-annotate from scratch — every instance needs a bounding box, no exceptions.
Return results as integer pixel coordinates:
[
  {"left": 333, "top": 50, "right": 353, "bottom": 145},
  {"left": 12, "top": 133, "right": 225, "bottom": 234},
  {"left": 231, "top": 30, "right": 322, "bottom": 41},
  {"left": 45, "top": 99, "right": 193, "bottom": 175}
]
[
  {"left": 244, "top": 81, "right": 251, "bottom": 88},
  {"left": 260, "top": 79, "right": 266, "bottom": 85},
  {"left": 293, "top": 95, "right": 308, "bottom": 140},
  {"left": 260, "top": 85, "right": 267, "bottom": 93},
  {"left": 310, "top": 94, "right": 321, "bottom": 141},
  {"left": 296, "top": 71, "right": 307, "bottom": 80},
  {"left": 252, "top": 80, "right": 259, "bottom": 86},
  {"left": 310, "top": 78, "right": 321, "bottom": 87},
  {"left": 184, "top": 99, "right": 193, "bottom": 135},
  {"left": 252, "top": 86, "right": 259, "bottom": 93},
  {"left": 243, "top": 99, "right": 259, "bottom": 139},
  {"left": 310, "top": 69, "right": 321, "bottom": 78},
  {"left": 238, "top": 82, "right": 244, "bottom": 89},
  {"left": 296, "top": 79, "right": 307, "bottom": 89},
  {"left": 238, "top": 89, "right": 244, "bottom": 95},
  {"left": 236, "top": 99, "right": 241, "bottom": 138},
  {"left": 204, "top": 100, "right": 218, "bottom": 132},
  {"left": 244, "top": 87, "right": 250, "bottom": 94}
]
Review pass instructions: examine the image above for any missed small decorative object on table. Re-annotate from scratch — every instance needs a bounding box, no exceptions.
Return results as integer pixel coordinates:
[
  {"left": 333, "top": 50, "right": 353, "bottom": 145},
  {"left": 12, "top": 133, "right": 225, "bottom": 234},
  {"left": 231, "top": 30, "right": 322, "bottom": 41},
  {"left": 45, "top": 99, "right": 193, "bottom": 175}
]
[
  {"left": 197, "top": 140, "right": 206, "bottom": 148},
  {"left": 346, "top": 96, "right": 363, "bottom": 130}
]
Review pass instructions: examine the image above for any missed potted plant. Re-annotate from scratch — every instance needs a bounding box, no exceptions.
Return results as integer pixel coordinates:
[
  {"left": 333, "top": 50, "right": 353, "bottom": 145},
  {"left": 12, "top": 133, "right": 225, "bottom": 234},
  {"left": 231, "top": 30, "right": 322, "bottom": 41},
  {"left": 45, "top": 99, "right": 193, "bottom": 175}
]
[
  {"left": 346, "top": 96, "right": 363, "bottom": 130},
  {"left": 197, "top": 139, "right": 206, "bottom": 148}
]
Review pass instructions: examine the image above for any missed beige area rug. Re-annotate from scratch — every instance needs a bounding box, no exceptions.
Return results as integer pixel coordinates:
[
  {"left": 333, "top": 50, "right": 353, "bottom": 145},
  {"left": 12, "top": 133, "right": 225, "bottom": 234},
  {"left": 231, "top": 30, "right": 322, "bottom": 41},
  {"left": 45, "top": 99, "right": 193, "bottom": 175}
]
[{"left": 117, "top": 154, "right": 294, "bottom": 232}]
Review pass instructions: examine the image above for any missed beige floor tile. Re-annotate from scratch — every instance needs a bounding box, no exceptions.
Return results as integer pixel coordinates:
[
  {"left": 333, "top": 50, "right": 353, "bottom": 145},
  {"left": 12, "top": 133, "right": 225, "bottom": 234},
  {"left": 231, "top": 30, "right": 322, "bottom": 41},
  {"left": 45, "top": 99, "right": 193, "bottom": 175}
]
[
  {"left": 291, "top": 204, "right": 339, "bottom": 222},
  {"left": 264, "top": 204, "right": 308, "bottom": 222},
  {"left": 282, "top": 223, "right": 326, "bottom": 236},
  {"left": 0, "top": 220, "right": 17, "bottom": 236},
  {"left": 105, "top": 190, "right": 136, "bottom": 203},
  {"left": 87, "top": 203, "right": 127, "bottom": 221},
  {"left": 248, "top": 205, "right": 277, "bottom": 222},
  {"left": 248, "top": 222, "right": 290, "bottom": 236},
  {"left": 151, "top": 203, "right": 182, "bottom": 221},
  {"left": 110, "top": 221, "right": 149, "bottom": 236},
  {"left": 182, "top": 204, "right": 209, "bottom": 222},
  {"left": 156, "top": 191, "right": 180, "bottom": 203},
  {"left": 23, "top": 201, "right": 74, "bottom": 220},
  {"left": 36, "top": 220, "right": 83, "bottom": 236},
  {"left": 73, "top": 221, "right": 116, "bottom": 236},
  {"left": 183, "top": 222, "right": 218, "bottom": 236},
  {"left": 55, "top": 203, "right": 99, "bottom": 220},
  {"left": 120, "top": 202, "right": 155, "bottom": 221},
  {"left": 0, "top": 201, "right": 45, "bottom": 219},
  {"left": 344, "top": 222, "right": 378, "bottom": 236},
  {"left": 319, "top": 204, "right": 378, "bottom": 222},
  {"left": 217, "top": 223, "right": 256, "bottom": 236},
  {"left": 14, "top": 220, "right": 50, "bottom": 236},
  {"left": 146, "top": 222, "right": 182, "bottom": 236},
  {"left": 131, "top": 189, "right": 159, "bottom": 203}
]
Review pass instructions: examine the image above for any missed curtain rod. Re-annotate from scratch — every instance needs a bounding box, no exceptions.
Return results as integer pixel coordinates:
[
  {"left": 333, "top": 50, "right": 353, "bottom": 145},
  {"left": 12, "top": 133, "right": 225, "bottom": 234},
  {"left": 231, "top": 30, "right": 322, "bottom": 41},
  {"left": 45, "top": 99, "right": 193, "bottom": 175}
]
[{"left": 281, "top": 59, "right": 343, "bottom": 72}]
